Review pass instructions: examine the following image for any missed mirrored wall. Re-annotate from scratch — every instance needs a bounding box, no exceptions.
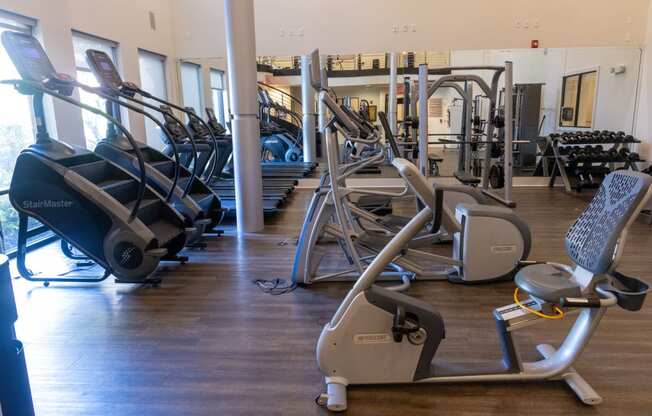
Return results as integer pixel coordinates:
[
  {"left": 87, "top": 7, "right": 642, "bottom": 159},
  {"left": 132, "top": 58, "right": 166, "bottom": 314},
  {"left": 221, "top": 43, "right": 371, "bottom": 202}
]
[{"left": 179, "top": 47, "right": 643, "bottom": 179}]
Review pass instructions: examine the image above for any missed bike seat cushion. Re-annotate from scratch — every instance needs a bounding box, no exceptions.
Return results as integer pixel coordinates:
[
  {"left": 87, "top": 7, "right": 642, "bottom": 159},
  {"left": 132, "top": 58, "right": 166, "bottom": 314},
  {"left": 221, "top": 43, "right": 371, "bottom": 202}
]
[{"left": 515, "top": 263, "right": 582, "bottom": 303}]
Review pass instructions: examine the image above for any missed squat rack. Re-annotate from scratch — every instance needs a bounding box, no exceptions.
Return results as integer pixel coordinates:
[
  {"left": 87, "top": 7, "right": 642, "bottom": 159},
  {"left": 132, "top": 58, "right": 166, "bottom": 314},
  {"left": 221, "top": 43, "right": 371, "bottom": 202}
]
[{"left": 411, "top": 63, "right": 516, "bottom": 207}]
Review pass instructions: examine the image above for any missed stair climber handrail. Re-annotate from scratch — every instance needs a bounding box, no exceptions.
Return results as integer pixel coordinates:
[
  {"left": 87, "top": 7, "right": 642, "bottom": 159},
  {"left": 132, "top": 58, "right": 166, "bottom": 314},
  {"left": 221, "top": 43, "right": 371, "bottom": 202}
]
[
  {"left": 115, "top": 93, "right": 198, "bottom": 199},
  {"left": 137, "top": 94, "right": 220, "bottom": 187},
  {"left": 73, "top": 82, "right": 182, "bottom": 204},
  {"left": 185, "top": 110, "right": 222, "bottom": 183},
  {"left": 1, "top": 79, "right": 148, "bottom": 223},
  {"left": 257, "top": 81, "right": 302, "bottom": 109}
]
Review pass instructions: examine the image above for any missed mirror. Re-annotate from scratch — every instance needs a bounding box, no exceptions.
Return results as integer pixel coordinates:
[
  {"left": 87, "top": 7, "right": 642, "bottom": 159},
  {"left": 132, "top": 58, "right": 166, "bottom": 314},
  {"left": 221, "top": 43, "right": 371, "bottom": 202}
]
[{"left": 178, "top": 47, "right": 643, "bottom": 180}]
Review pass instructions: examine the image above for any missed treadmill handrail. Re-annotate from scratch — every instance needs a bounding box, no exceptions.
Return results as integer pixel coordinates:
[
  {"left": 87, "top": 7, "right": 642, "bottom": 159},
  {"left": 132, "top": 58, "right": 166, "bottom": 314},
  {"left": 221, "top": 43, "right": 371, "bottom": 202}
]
[
  {"left": 2, "top": 79, "right": 147, "bottom": 223},
  {"left": 73, "top": 81, "right": 182, "bottom": 203}
]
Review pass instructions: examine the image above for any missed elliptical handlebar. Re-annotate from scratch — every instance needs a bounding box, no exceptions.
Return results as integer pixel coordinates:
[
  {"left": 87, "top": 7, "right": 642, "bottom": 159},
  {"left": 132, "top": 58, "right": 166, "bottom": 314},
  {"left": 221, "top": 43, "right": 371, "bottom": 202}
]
[
  {"left": 377, "top": 111, "right": 402, "bottom": 157},
  {"left": 320, "top": 91, "right": 360, "bottom": 139}
]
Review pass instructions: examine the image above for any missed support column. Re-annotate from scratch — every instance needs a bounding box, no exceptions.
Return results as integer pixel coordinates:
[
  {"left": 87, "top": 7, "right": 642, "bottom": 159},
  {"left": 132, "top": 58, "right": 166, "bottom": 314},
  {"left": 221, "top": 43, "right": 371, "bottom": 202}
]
[
  {"left": 464, "top": 83, "right": 474, "bottom": 174},
  {"left": 224, "top": 0, "right": 264, "bottom": 232},
  {"left": 301, "top": 54, "right": 316, "bottom": 163},
  {"left": 388, "top": 52, "right": 398, "bottom": 135},
  {"left": 503, "top": 61, "right": 514, "bottom": 204},
  {"left": 318, "top": 55, "right": 329, "bottom": 132},
  {"left": 418, "top": 64, "right": 429, "bottom": 177}
]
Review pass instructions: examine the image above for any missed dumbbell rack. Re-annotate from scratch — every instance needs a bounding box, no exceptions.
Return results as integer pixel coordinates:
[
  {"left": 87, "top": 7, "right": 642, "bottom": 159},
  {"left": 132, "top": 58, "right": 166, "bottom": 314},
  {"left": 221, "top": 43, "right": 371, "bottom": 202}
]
[{"left": 548, "top": 134, "right": 642, "bottom": 193}]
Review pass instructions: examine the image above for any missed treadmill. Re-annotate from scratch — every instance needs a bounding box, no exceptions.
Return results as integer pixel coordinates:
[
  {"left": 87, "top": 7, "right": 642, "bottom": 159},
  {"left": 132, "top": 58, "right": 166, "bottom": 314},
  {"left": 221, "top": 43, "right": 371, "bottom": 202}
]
[{"left": 159, "top": 108, "right": 289, "bottom": 212}]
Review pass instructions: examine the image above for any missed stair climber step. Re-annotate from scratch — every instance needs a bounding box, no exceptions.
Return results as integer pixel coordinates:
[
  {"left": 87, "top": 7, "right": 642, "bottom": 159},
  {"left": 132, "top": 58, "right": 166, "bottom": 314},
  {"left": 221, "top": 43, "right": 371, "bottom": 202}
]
[
  {"left": 148, "top": 220, "right": 185, "bottom": 247},
  {"left": 125, "top": 198, "right": 163, "bottom": 226},
  {"left": 96, "top": 178, "right": 138, "bottom": 203},
  {"left": 69, "top": 160, "right": 115, "bottom": 183},
  {"left": 150, "top": 160, "right": 177, "bottom": 177}
]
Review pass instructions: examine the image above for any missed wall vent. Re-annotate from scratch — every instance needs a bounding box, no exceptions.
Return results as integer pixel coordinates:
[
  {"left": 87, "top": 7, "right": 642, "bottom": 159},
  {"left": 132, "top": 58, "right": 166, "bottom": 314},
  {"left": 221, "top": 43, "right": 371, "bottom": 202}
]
[{"left": 428, "top": 97, "right": 443, "bottom": 118}]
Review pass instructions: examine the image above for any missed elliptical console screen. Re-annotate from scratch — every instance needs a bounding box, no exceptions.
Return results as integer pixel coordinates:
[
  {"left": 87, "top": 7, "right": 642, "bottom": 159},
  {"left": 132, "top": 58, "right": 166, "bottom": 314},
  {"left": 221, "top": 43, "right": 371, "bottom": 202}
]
[
  {"left": 86, "top": 49, "right": 123, "bottom": 90},
  {"left": 1, "top": 31, "right": 56, "bottom": 82}
]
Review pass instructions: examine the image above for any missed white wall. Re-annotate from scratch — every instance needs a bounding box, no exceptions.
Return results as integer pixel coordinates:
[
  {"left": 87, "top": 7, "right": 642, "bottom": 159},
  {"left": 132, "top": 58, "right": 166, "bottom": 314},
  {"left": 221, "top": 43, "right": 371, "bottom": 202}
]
[
  {"left": 172, "top": 0, "right": 650, "bottom": 59},
  {"left": 451, "top": 47, "right": 643, "bottom": 135},
  {"left": 0, "top": 0, "right": 179, "bottom": 147}
]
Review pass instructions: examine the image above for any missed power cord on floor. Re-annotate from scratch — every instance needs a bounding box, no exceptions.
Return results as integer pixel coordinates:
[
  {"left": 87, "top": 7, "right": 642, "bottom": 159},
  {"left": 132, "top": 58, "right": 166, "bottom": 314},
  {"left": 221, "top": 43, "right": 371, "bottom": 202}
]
[{"left": 254, "top": 278, "right": 297, "bottom": 295}]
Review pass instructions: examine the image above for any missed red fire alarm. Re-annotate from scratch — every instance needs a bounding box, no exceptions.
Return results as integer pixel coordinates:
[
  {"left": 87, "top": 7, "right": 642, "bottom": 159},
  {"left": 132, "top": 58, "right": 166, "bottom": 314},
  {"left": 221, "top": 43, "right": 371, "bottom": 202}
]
[{"left": 531, "top": 39, "right": 539, "bottom": 48}]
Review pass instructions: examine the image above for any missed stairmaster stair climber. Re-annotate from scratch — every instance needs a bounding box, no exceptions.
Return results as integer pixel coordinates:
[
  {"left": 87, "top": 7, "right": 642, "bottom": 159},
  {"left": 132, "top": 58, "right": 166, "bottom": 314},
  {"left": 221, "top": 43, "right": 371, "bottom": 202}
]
[
  {"left": 84, "top": 49, "right": 223, "bottom": 240},
  {"left": 83, "top": 49, "right": 284, "bottom": 215},
  {"left": 2, "top": 31, "right": 190, "bottom": 286}
]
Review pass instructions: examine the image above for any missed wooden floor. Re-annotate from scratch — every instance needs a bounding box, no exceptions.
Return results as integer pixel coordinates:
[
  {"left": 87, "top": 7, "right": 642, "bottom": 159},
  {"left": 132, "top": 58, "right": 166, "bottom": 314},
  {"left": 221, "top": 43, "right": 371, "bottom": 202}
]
[{"left": 10, "top": 187, "right": 652, "bottom": 416}]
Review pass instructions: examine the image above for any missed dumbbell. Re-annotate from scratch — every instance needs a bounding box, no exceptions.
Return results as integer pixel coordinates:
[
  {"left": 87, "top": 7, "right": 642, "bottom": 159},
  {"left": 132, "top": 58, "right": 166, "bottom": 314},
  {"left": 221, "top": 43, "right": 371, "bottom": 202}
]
[
  {"left": 567, "top": 146, "right": 581, "bottom": 162},
  {"left": 592, "top": 145, "right": 604, "bottom": 160}
]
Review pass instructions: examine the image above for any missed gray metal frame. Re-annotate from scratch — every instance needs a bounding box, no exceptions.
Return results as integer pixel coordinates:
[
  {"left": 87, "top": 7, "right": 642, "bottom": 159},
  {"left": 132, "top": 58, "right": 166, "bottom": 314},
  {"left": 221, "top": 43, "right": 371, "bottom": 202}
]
[
  {"left": 413, "top": 63, "right": 516, "bottom": 207},
  {"left": 317, "top": 170, "right": 652, "bottom": 412}
]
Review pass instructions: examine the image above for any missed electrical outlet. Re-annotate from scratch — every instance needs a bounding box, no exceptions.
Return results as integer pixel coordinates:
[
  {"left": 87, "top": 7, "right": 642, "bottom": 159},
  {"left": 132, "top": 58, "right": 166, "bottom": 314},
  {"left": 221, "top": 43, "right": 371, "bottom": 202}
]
[
  {"left": 523, "top": 19, "right": 529, "bottom": 29},
  {"left": 411, "top": 24, "right": 417, "bottom": 32},
  {"left": 515, "top": 20, "right": 521, "bottom": 29},
  {"left": 402, "top": 24, "right": 409, "bottom": 32},
  {"left": 279, "top": 28, "right": 285, "bottom": 37},
  {"left": 625, "top": 32, "right": 632, "bottom": 42},
  {"left": 533, "top": 19, "right": 539, "bottom": 29},
  {"left": 392, "top": 24, "right": 399, "bottom": 33},
  {"left": 297, "top": 27, "right": 304, "bottom": 37}
]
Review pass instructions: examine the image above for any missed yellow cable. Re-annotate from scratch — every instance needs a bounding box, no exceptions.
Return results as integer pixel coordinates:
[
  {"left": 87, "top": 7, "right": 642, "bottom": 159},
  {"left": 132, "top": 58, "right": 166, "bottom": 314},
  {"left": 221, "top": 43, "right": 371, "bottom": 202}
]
[{"left": 513, "top": 288, "right": 565, "bottom": 320}]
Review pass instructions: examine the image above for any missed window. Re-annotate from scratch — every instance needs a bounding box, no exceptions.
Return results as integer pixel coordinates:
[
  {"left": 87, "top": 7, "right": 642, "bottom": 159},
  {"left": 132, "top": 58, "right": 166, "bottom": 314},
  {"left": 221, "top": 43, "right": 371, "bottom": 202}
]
[
  {"left": 72, "top": 30, "right": 120, "bottom": 149},
  {"left": 180, "top": 62, "right": 203, "bottom": 115},
  {"left": 210, "top": 69, "right": 228, "bottom": 126},
  {"left": 560, "top": 70, "right": 597, "bottom": 128},
  {"left": 138, "top": 49, "right": 168, "bottom": 149},
  {"left": 0, "top": 10, "right": 37, "bottom": 252}
]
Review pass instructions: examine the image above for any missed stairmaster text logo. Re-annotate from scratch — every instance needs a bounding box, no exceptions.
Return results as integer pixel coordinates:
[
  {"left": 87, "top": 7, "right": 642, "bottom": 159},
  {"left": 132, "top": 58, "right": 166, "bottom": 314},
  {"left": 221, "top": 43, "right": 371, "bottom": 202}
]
[{"left": 22, "top": 200, "right": 74, "bottom": 209}]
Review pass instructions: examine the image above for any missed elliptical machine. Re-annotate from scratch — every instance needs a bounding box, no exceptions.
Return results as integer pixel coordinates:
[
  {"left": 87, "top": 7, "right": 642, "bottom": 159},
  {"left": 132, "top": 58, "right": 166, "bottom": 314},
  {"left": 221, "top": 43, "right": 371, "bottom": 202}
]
[
  {"left": 316, "top": 169, "right": 652, "bottom": 411},
  {"left": 293, "top": 50, "right": 530, "bottom": 288}
]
